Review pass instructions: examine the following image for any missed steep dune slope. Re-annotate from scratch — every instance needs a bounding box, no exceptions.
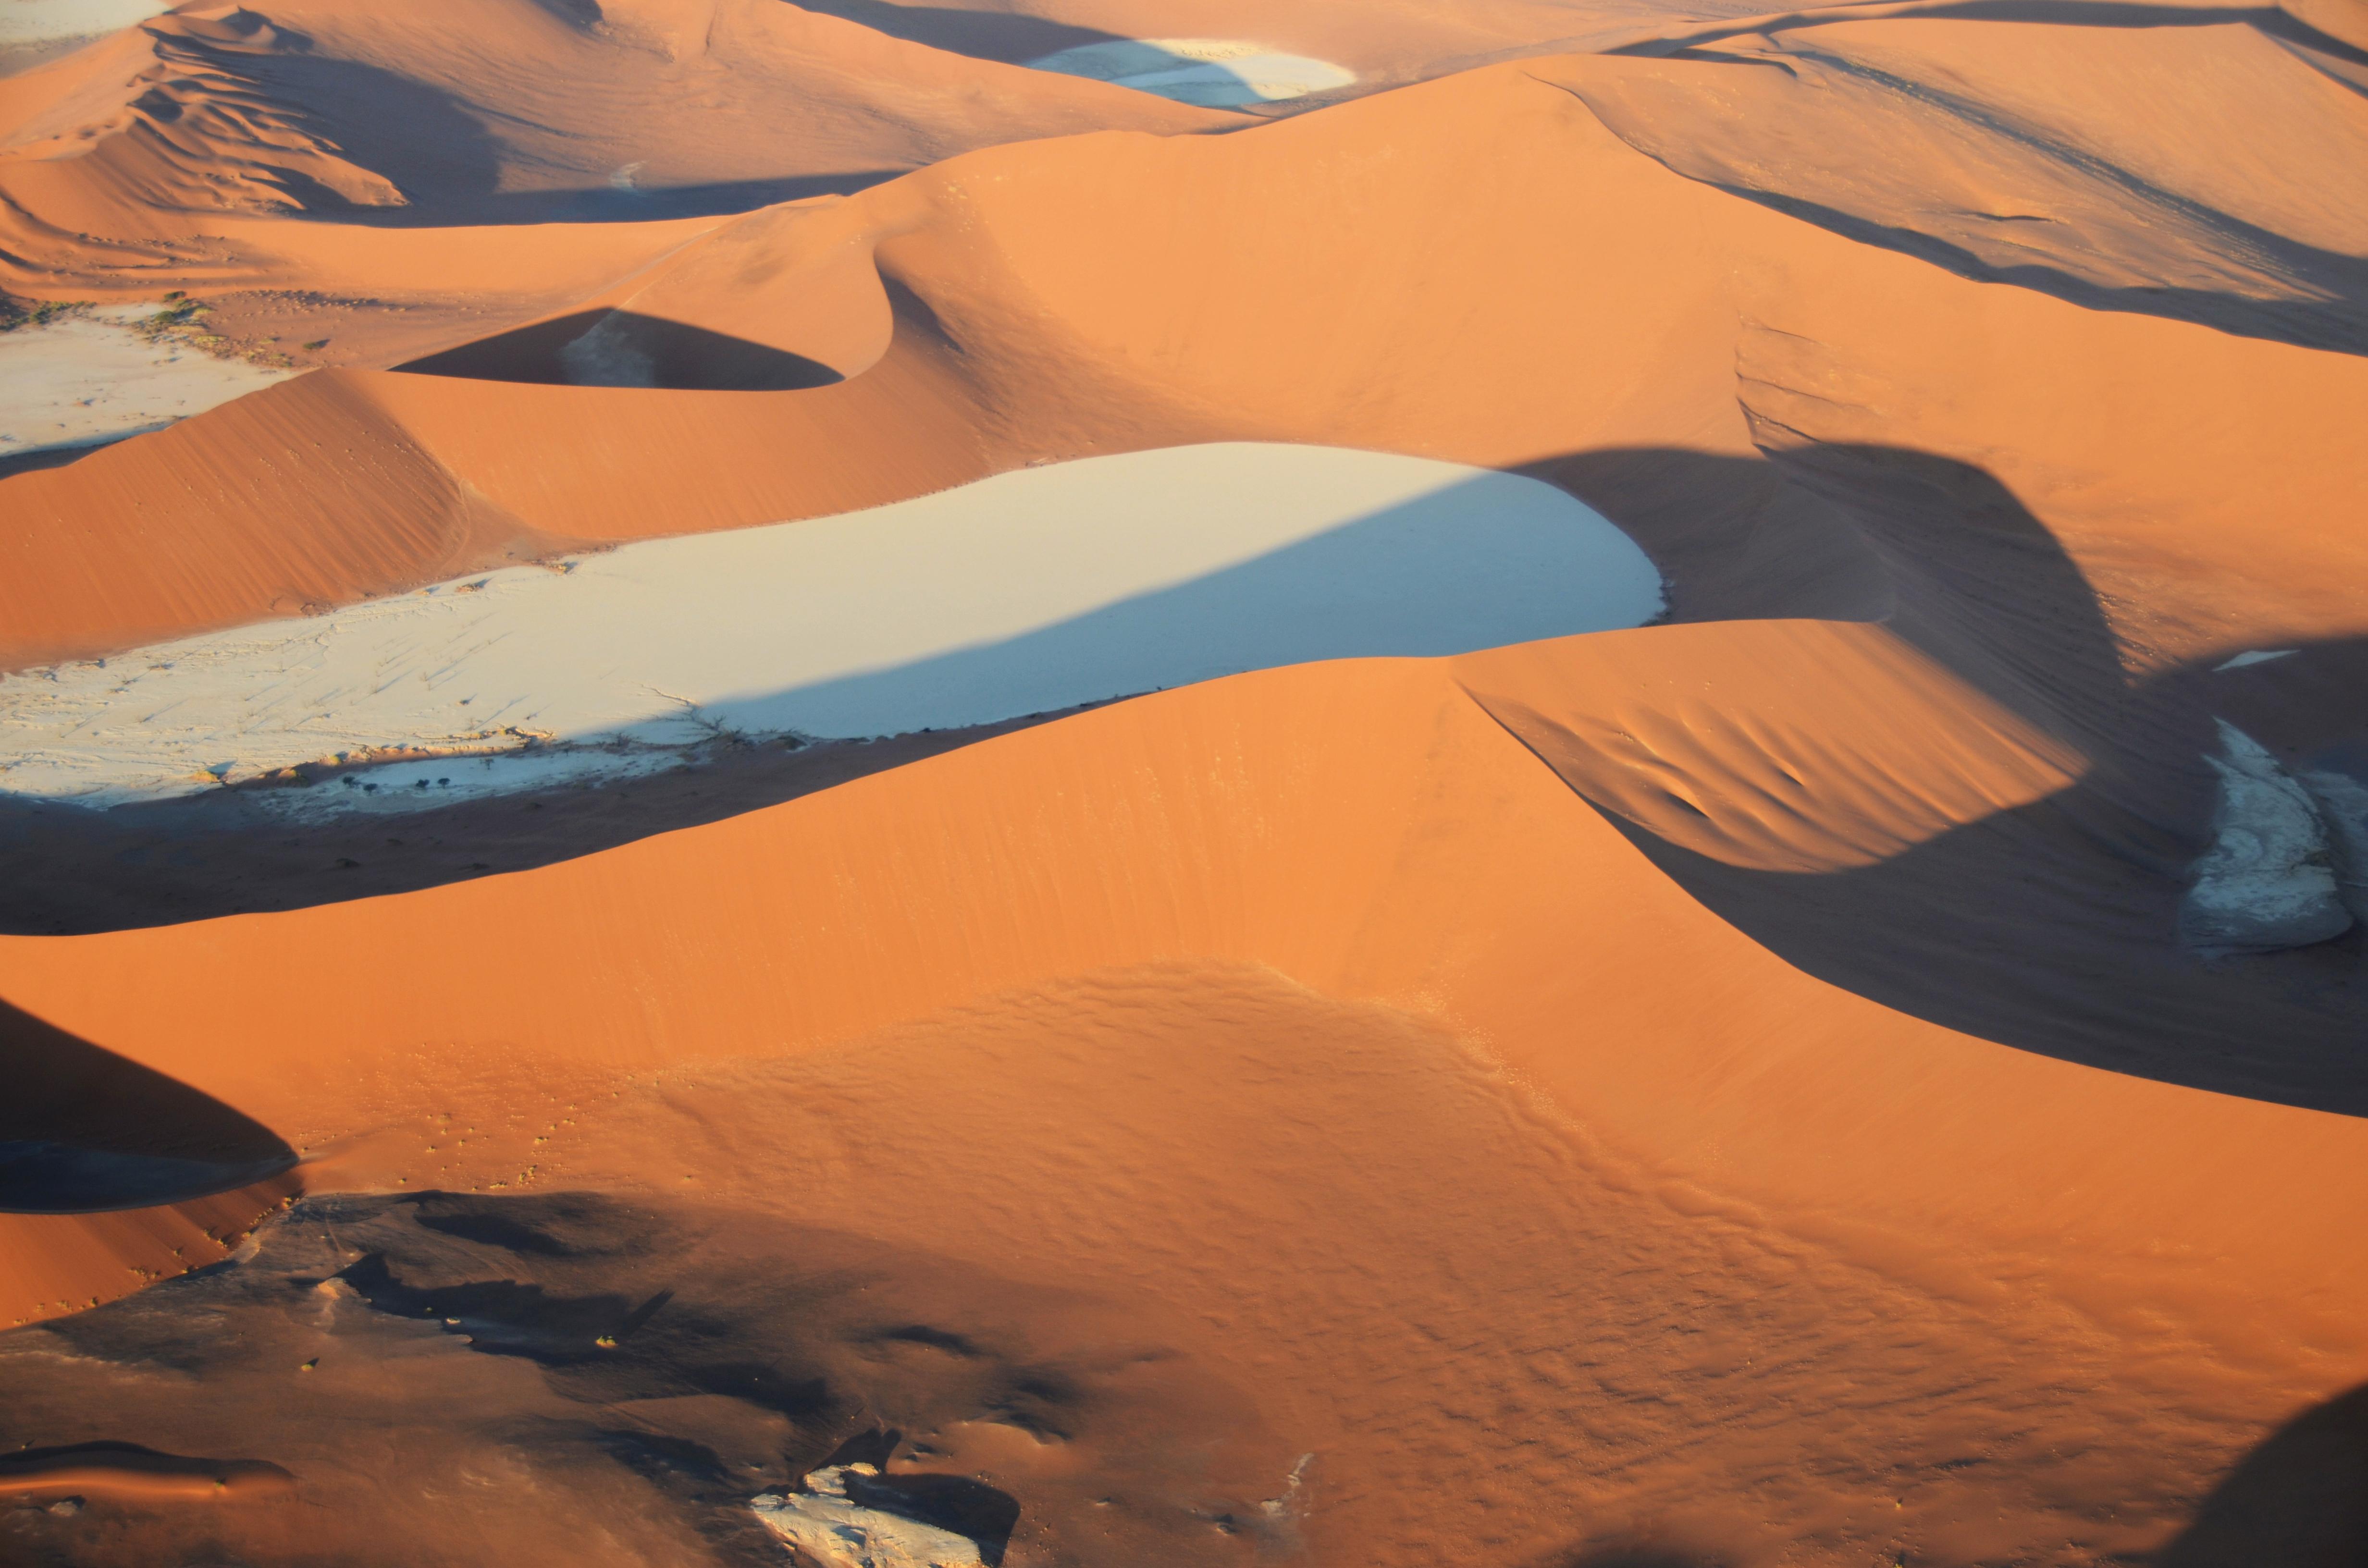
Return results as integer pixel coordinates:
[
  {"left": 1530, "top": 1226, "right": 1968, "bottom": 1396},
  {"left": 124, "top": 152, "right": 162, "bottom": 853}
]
[{"left": 0, "top": 7, "right": 402, "bottom": 279}]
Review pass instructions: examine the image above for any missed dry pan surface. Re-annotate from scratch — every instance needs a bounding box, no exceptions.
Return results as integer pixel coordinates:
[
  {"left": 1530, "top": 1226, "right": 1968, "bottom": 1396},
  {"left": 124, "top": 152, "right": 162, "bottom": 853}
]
[
  {"left": 0, "top": 305, "right": 289, "bottom": 460},
  {"left": 0, "top": 443, "right": 1660, "bottom": 811},
  {"left": 0, "top": 0, "right": 2366, "bottom": 1565}
]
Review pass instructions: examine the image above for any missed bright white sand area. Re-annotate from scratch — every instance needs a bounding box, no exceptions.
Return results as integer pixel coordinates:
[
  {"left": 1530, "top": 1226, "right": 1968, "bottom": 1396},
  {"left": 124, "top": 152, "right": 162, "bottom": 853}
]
[
  {"left": 0, "top": 305, "right": 290, "bottom": 460},
  {"left": 1026, "top": 39, "right": 1353, "bottom": 107},
  {"left": 0, "top": 0, "right": 165, "bottom": 46},
  {"left": 0, "top": 443, "right": 1663, "bottom": 814}
]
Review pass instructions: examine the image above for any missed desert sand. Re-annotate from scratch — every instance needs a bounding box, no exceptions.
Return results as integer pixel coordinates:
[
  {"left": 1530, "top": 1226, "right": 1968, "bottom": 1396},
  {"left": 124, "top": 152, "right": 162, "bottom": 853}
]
[{"left": 0, "top": 0, "right": 2364, "bottom": 1564}]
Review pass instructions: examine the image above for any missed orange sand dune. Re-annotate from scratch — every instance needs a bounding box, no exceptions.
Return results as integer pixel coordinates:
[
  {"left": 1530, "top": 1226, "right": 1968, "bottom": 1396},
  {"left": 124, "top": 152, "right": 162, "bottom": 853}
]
[
  {"left": 7, "top": 55, "right": 2363, "bottom": 665},
  {"left": 2, "top": 5, "right": 2367, "bottom": 1564},
  {"left": 0, "top": 0, "right": 1231, "bottom": 295},
  {"left": 0, "top": 646, "right": 2364, "bottom": 1561}
]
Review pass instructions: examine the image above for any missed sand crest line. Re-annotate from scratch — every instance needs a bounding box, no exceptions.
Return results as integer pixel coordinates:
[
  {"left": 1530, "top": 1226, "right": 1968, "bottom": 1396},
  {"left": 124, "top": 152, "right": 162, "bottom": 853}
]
[{"left": 0, "top": 443, "right": 1662, "bottom": 815}]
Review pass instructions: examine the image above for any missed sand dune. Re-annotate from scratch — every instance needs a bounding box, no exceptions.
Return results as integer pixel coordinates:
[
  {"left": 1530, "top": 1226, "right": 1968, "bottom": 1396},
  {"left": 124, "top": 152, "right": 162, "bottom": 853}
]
[
  {"left": 0, "top": 0, "right": 2364, "bottom": 1564},
  {"left": 0, "top": 0, "right": 1237, "bottom": 363},
  {"left": 14, "top": 51, "right": 2363, "bottom": 674},
  {"left": 2, "top": 647, "right": 2365, "bottom": 1562}
]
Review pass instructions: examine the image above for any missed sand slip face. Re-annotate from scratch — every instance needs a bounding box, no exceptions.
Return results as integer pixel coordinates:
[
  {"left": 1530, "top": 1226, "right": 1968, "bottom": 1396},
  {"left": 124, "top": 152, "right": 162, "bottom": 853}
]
[
  {"left": 0, "top": 305, "right": 290, "bottom": 462},
  {"left": 0, "top": 443, "right": 1660, "bottom": 811}
]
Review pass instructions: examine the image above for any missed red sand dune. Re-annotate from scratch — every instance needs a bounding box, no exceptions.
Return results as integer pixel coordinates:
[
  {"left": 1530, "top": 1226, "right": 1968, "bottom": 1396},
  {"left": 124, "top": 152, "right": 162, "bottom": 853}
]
[{"left": 1, "top": 0, "right": 2366, "bottom": 1563}]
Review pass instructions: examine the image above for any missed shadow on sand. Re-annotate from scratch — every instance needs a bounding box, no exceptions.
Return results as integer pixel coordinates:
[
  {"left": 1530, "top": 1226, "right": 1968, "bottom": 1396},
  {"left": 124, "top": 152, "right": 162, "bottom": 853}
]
[
  {"left": 397, "top": 308, "right": 843, "bottom": 390},
  {"left": 2155, "top": 1380, "right": 2368, "bottom": 1566},
  {"left": 1520, "top": 441, "right": 2368, "bottom": 1118},
  {"left": 783, "top": 0, "right": 1122, "bottom": 65},
  {"left": 0, "top": 998, "right": 294, "bottom": 1212}
]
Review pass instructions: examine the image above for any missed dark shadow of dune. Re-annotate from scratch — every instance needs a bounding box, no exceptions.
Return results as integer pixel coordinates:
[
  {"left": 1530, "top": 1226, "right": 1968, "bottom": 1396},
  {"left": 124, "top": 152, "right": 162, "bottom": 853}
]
[
  {"left": 842, "top": 1469, "right": 1020, "bottom": 1565},
  {"left": 0, "top": 441, "right": 115, "bottom": 483},
  {"left": 397, "top": 309, "right": 842, "bottom": 390},
  {"left": 1526, "top": 442, "right": 2146, "bottom": 766},
  {"left": 785, "top": 0, "right": 1122, "bottom": 65},
  {"left": 1582, "top": 762, "right": 2368, "bottom": 1115},
  {"left": 0, "top": 710, "right": 1096, "bottom": 935},
  {"left": 2157, "top": 1381, "right": 2368, "bottom": 1566},
  {"left": 309, "top": 170, "right": 903, "bottom": 228},
  {"left": 0, "top": 998, "right": 294, "bottom": 1211},
  {"left": 1499, "top": 443, "right": 2368, "bottom": 1117},
  {"left": 1614, "top": 0, "right": 2343, "bottom": 49}
]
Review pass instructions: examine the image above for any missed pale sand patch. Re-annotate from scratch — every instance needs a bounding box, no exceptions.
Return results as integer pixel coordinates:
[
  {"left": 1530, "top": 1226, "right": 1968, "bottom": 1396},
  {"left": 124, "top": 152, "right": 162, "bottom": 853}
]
[
  {"left": 0, "top": 306, "right": 291, "bottom": 460},
  {"left": 0, "top": 443, "right": 1662, "bottom": 812},
  {"left": 1026, "top": 39, "right": 1353, "bottom": 107},
  {"left": 0, "top": 0, "right": 164, "bottom": 46},
  {"left": 751, "top": 1467, "right": 985, "bottom": 1568}
]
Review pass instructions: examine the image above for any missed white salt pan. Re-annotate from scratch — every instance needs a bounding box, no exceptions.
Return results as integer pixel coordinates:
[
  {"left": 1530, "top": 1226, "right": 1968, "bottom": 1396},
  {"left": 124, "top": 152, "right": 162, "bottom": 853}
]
[
  {"left": 1027, "top": 38, "right": 1353, "bottom": 107},
  {"left": 0, "top": 443, "right": 1664, "bottom": 814},
  {"left": 751, "top": 1467, "right": 984, "bottom": 1568},
  {"left": 0, "top": 305, "right": 290, "bottom": 460},
  {"left": 0, "top": 0, "right": 167, "bottom": 46}
]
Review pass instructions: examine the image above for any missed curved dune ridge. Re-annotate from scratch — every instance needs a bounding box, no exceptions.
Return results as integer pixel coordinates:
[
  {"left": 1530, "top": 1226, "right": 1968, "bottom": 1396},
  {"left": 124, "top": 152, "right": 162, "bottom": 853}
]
[
  {"left": 0, "top": 0, "right": 2365, "bottom": 1564},
  {"left": 0, "top": 443, "right": 1661, "bottom": 810}
]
